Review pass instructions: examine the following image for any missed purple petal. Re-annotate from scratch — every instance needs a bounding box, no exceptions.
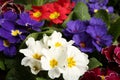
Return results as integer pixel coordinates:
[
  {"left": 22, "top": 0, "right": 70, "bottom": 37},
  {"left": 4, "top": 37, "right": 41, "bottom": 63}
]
[
  {"left": 4, "top": 45, "right": 16, "bottom": 57},
  {"left": 4, "top": 10, "right": 17, "bottom": 21}
]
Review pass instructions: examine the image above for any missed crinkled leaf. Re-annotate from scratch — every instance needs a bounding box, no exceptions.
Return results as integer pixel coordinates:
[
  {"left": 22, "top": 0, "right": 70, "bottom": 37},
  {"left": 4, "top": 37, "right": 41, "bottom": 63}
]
[
  {"left": 73, "top": 2, "right": 91, "bottom": 20},
  {"left": 94, "top": 10, "right": 110, "bottom": 27},
  {"left": 88, "top": 57, "right": 102, "bottom": 70},
  {"left": 109, "top": 17, "right": 120, "bottom": 41}
]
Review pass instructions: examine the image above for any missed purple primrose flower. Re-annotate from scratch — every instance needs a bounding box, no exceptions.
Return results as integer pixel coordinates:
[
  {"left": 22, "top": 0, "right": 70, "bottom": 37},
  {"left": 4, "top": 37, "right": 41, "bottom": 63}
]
[
  {"left": 0, "top": 38, "right": 16, "bottom": 57},
  {"left": 86, "top": 17, "right": 112, "bottom": 51},
  {"left": 73, "top": 32, "right": 95, "bottom": 52},
  {"left": 16, "top": 12, "right": 44, "bottom": 31}
]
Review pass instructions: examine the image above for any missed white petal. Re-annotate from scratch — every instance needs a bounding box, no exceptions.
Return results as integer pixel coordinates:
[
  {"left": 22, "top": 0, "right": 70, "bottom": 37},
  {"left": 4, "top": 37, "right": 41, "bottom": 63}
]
[
  {"left": 21, "top": 57, "right": 31, "bottom": 66},
  {"left": 41, "top": 56, "right": 50, "bottom": 70},
  {"left": 19, "top": 49, "right": 33, "bottom": 57},
  {"left": 48, "top": 68, "right": 61, "bottom": 79},
  {"left": 30, "top": 60, "right": 41, "bottom": 75},
  {"left": 63, "top": 67, "right": 84, "bottom": 80},
  {"left": 21, "top": 57, "right": 41, "bottom": 75},
  {"left": 26, "top": 37, "right": 35, "bottom": 46}
]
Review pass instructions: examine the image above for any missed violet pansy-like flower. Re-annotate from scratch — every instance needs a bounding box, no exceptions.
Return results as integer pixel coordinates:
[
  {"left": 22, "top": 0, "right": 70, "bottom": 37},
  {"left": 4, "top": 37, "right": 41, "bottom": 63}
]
[
  {"left": 0, "top": 38, "right": 16, "bottom": 57},
  {"left": 63, "top": 20, "right": 88, "bottom": 39},
  {"left": 86, "top": 17, "right": 112, "bottom": 51},
  {"left": 0, "top": 10, "right": 17, "bottom": 31},
  {"left": 0, "top": 25, "right": 27, "bottom": 43},
  {"left": 66, "top": 20, "right": 88, "bottom": 34},
  {"left": 73, "top": 32, "right": 95, "bottom": 53},
  {"left": 16, "top": 12, "right": 44, "bottom": 31}
]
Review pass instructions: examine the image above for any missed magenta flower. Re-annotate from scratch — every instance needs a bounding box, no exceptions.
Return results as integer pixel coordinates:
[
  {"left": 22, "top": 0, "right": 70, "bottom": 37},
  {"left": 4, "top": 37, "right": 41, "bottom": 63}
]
[
  {"left": 102, "top": 44, "right": 120, "bottom": 65},
  {"left": 80, "top": 67, "right": 120, "bottom": 80},
  {"left": 114, "top": 45, "right": 120, "bottom": 65}
]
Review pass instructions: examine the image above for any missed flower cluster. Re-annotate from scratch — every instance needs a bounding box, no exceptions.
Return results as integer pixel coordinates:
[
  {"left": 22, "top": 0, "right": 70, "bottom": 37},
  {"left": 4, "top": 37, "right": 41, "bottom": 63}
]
[
  {"left": 20, "top": 31, "right": 89, "bottom": 80},
  {"left": 0, "top": 0, "right": 120, "bottom": 80},
  {"left": 63, "top": 17, "right": 112, "bottom": 52},
  {"left": 0, "top": 10, "right": 44, "bottom": 56},
  {"left": 29, "top": 0, "right": 74, "bottom": 24},
  {"left": 72, "top": 0, "right": 114, "bottom": 14}
]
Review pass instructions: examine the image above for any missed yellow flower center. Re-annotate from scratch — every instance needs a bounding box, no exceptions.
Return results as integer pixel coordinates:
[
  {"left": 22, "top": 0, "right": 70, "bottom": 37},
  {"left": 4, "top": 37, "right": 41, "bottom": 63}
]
[
  {"left": 55, "top": 42, "right": 62, "bottom": 47},
  {"left": 80, "top": 42, "right": 86, "bottom": 48},
  {"left": 67, "top": 57, "right": 76, "bottom": 68},
  {"left": 49, "top": 12, "right": 60, "bottom": 19},
  {"left": 33, "top": 11, "right": 42, "bottom": 18},
  {"left": 50, "top": 59, "right": 58, "bottom": 68},
  {"left": 32, "top": 53, "right": 42, "bottom": 60},
  {"left": 100, "top": 75, "right": 105, "bottom": 80},
  {"left": 94, "top": 9, "right": 98, "bottom": 13},
  {"left": 3, "top": 40, "right": 10, "bottom": 47},
  {"left": 106, "top": 9, "right": 109, "bottom": 12},
  {"left": 11, "top": 30, "right": 22, "bottom": 36},
  {"left": 33, "top": 65, "right": 40, "bottom": 71}
]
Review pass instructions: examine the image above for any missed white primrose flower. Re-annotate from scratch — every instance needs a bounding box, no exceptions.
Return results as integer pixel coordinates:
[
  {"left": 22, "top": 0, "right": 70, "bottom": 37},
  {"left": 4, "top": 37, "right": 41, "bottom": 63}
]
[
  {"left": 62, "top": 46, "right": 89, "bottom": 80},
  {"left": 21, "top": 57, "right": 41, "bottom": 75},
  {"left": 41, "top": 48, "right": 67, "bottom": 79},
  {"left": 19, "top": 37, "right": 45, "bottom": 60},
  {"left": 19, "top": 37, "right": 45, "bottom": 74},
  {"left": 45, "top": 31, "right": 74, "bottom": 49}
]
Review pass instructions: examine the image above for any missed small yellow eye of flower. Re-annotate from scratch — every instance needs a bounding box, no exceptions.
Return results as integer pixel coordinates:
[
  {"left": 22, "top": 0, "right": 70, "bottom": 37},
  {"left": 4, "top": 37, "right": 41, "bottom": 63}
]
[
  {"left": 33, "top": 65, "right": 39, "bottom": 71},
  {"left": 3, "top": 40, "right": 10, "bottom": 47},
  {"left": 80, "top": 42, "right": 86, "bottom": 48},
  {"left": 50, "top": 59, "right": 58, "bottom": 68},
  {"left": 49, "top": 12, "right": 60, "bottom": 19},
  {"left": 67, "top": 57, "right": 76, "bottom": 68},
  {"left": 100, "top": 75, "right": 105, "bottom": 80},
  {"left": 11, "top": 30, "right": 22, "bottom": 36},
  {"left": 106, "top": 9, "right": 109, "bottom": 12},
  {"left": 55, "top": 42, "right": 62, "bottom": 47},
  {"left": 94, "top": 9, "right": 98, "bottom": 13},
  {"left": 32, "top": 53, "right": 42, "bottom": 60},
  {"left": 33, "top": 11, "right": 42, "bottom": 18}
]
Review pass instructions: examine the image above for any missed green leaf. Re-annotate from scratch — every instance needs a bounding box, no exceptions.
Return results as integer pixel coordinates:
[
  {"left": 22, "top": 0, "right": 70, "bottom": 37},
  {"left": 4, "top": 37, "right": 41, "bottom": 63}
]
[
  {"left": 0, "top": 56, "right": 5, "bottom": 70},
  {"left": 94, "top": 10, "right": 110, "bottom": 27},
  {"left": 109, "top": 18, "right": 120, "bottom": 41},
  {"left": 73, "top": 2, "right": 91, "bottom": 20},
  {"left": 4, "top": 58, "right": 16, "bottom": 69},
  {"left": 62, "top": 11, "right": 73, "bottom": 28},
  {"left": 88, "top": 57, "right": 102, "bottom": 70},
  {"left": 25, "top": 4, "right": 32, "bottom": 10}
]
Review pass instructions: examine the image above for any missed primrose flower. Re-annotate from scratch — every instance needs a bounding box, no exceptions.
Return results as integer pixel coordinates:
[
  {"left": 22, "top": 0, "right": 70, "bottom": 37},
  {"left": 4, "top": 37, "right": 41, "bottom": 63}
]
[
  {"left": 0, "top": 25, "right": 26, "bottom": 43},
  {"left": 41, "top": 48, "right": 67, "bottom": 79},
  {"left": 19, "top": 37, "right": 45, "bottom": 60},
  {"left": 29, "top": 6, "right": 48, "bottom": 21},
  {"left": 86, "top": 17, "right": 112, "bottom": 51},
  {"left": 42, "top": 2, "right": 73, "bottom": 24},
  {"left": 16, "top": 12, "right": 44, "bottom": 31},
  {"left": 65, "top": 20, "right": 88, "bottom": 34},
  {"left": 46, "top": 31, "right": 74, "bottom": 50},
  {"left": 62, "top": 46, "right": 89, "bottom": 80},
  {"left": 0, "top": 10, "right": 17, "bottom": 31},
  {"left": 19, "top": 37, "right": 45, "bottom": 74},
  {"left": 73, "top": 32, "right": 95, "bottom": 53},
  {"left": 80, "top": 67, "right": 120, "bottom": 80},
  {"left": 0, "top": 38, "right": 16, "bottom": 57},
  {"left": 21, "top": 57, "right": 41, "bottom": 75}
]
